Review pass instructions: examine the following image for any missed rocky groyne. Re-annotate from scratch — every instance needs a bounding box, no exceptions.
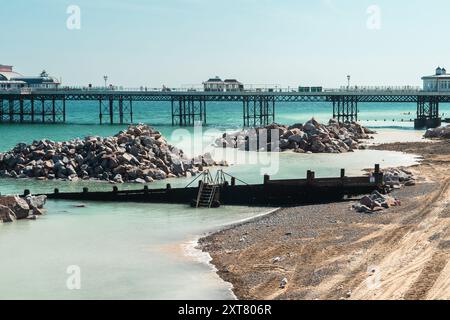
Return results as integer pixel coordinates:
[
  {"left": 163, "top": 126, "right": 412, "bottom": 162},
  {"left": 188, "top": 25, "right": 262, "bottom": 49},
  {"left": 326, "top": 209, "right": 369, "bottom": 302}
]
[
  {"left": 353, "top": 167, "right": 415, "bottom": 214},
  {"left": 0, "top": 195, "right": 47, "bottom": 223},
  {"left": 424, "top": 125, "right": 450, "bottom": 139},
  {"left": 0, "top": 124, "right": 222, "bottom": 184},
  {"left": 215, "top": 118, "right": 376, "bottom": 153}
]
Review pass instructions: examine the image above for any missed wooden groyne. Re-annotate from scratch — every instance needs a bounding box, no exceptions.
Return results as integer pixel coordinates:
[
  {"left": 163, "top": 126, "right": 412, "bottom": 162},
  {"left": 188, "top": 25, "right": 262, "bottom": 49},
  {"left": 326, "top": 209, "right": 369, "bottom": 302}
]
[{"left": 34, "top": 165, "right": 385, "bottom": 207}]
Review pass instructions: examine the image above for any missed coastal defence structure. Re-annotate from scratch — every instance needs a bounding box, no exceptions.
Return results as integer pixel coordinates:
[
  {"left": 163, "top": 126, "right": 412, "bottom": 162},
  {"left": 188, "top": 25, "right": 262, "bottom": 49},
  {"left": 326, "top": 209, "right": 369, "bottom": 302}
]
[
  {"left": 36, "top": 166, "right": 385, "bottom": 207},
  {"left": 0, "top": 88, "right": 446, "bottom": 129}
]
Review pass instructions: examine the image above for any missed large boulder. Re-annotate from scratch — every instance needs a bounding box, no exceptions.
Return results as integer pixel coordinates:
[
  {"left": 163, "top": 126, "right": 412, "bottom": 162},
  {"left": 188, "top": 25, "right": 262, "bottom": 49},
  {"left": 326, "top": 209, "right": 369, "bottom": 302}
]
[
  {"left": 0, "top": 196, "right": 30, "bottom": 220},
  {"left": 215, "top": 118, "right": 375, "bottom": 154},
  {"left": 12, "top": 197, "right": 31, "bottom": 219},
  {"left": 288, "top": 131, "right": 307, "bottom": 144},
  {"left": 26, "top": 195, "right": 47, "bottom": 210},
  {"left": 0, "top": 205, "right": 16, "bottom": 223},
  {"left": 310, "top": 136, "right": 326, "bottom": 153},
  {"left": 303, "top": 121, "right": 319, "bottom": 134},
  {"left": 425, "top": 125, "right": 450, "bottom": 139}
]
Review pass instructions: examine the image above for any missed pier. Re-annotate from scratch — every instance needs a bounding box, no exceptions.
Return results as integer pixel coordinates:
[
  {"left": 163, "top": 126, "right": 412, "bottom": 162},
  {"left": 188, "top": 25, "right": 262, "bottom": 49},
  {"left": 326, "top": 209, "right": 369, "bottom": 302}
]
[{"left": 0, "top": 88, "right": 447, "bottom": 129}]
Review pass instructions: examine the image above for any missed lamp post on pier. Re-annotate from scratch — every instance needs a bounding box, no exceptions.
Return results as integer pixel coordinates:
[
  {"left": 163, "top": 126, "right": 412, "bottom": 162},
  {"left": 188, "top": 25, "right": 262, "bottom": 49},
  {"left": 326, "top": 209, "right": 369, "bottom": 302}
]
[
  {"left": 347, "top": 75, "right": 351, "bottom": 91},
  {"left": 104, "top": 75, "right": 108, "bottom": 89}
]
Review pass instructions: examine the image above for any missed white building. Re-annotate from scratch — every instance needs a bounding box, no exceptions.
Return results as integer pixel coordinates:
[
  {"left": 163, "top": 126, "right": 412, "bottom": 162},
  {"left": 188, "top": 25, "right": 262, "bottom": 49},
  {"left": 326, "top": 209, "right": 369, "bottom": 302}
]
[
  {"left": 422, "top": 67, "right": 450, "bottom": 92},
  {"left": 0, "top": 65, "right": 60, "bottom": 90},
  {"left": 0, "top": 64, "right": 26, "bottom": 89},
  {"left": 203, "top": 76, "right": 244, "bottom": 92}
]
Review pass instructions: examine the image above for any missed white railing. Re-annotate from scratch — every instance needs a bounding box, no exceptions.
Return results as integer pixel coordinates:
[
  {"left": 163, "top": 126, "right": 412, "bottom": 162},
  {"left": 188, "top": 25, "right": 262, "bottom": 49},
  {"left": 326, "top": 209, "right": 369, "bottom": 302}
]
[
  {"left": 329, "top": 86, "right": 422, "bottom": 93},
  {"left": 0, "top": 85, "right": 423, "bottom": 94}
]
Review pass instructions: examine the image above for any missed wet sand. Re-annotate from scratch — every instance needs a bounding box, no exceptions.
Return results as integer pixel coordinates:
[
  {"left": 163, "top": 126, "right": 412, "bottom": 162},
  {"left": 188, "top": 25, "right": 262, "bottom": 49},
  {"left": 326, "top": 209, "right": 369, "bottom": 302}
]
[{"left": 199, "top": 139, "right": 450, "bottom": 300}]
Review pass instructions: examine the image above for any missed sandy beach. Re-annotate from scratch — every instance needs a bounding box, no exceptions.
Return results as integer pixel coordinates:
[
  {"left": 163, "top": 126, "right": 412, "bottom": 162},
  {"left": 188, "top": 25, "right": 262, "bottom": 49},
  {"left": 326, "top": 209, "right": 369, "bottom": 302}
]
[{"left": 200, "top": 139, "right": 450, "bottom": 300}]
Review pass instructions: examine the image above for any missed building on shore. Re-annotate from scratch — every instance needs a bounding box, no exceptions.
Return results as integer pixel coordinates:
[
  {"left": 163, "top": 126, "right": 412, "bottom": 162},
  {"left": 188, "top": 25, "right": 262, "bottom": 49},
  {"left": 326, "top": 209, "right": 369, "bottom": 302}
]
[
  {"left": 422, "top": 67, "right": 450, "bottom": 92},
  {"left": 0, "top": 65, "right": 60, "bottom": 90},
  {"left": 203, "top": 76, "right": 244, "bottom": 92}
]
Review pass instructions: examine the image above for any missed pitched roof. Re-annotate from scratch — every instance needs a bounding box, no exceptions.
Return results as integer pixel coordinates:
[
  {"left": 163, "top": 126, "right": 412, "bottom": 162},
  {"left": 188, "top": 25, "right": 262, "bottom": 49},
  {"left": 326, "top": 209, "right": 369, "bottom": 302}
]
[{"left": 206, "top": 78, "right": 223, "bottom": 82}]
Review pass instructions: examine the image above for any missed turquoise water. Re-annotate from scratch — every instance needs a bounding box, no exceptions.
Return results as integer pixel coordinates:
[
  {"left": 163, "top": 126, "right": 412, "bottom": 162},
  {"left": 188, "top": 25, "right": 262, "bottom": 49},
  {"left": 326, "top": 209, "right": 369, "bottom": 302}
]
[
  {"left": 0, "top": 101, "right": 425, "bottom": 300},
  {"left": 66, "top": 101, "right": 449, "bottom": 127},
  {"left": 0, "top": 201, "right": 271, "bottom": 300}
]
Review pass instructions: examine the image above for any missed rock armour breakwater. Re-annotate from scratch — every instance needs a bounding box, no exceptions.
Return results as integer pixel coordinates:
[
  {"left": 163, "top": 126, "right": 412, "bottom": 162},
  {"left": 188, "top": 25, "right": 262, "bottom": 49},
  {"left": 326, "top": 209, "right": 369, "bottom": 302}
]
[
  {"left": 215, "top": 118, "right": 376, "bottom": 153},
  {"left": 424, "top": 125, "right": 450, "bottom": 139},
  {"left": 0, "top": 124, "right": 222, "bottom": 184}
]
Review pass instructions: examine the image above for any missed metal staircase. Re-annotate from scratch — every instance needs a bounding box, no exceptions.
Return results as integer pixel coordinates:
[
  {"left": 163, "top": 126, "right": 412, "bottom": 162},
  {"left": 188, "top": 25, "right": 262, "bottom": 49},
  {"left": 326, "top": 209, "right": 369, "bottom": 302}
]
[
  {"left": 196, "top": 182, "right": 218, "bottom": 208},
  {"left": 185, "top": 170, "right": 249, "bottom": 208}
]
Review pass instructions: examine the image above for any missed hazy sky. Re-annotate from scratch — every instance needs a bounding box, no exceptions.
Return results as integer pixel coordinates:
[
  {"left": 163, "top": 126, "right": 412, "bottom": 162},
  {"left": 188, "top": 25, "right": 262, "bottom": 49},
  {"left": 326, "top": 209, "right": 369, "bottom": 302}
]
[{"left": 1, "top": 0, "right": 448, "bottom": 88}]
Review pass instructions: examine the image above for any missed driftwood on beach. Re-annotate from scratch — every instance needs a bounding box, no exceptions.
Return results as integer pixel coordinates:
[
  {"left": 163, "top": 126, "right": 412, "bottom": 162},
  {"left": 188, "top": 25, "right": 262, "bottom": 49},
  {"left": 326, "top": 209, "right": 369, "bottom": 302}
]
[{"left": 215, "top": 118, "right": 376, "bottom": 153}]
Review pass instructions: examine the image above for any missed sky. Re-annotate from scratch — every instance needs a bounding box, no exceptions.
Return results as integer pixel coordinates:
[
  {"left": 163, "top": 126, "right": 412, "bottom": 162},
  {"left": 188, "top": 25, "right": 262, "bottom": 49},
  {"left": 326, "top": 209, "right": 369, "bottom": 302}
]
[{"left": 1, "top": 0, "right": 449, "bottom": 88}]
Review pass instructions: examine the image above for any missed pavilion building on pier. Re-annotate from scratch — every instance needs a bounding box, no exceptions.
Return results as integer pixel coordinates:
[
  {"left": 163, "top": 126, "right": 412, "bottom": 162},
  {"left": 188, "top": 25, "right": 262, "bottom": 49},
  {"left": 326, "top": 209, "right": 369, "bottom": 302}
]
[
  {"left": 422, "top": 67, "right": 450, "bottom": 92},
  {"left": 0, "top": 65, "right": 60, "bottom": 90},
  {"left": 203, "top": 76, "right": 244, "bottom": 92}
]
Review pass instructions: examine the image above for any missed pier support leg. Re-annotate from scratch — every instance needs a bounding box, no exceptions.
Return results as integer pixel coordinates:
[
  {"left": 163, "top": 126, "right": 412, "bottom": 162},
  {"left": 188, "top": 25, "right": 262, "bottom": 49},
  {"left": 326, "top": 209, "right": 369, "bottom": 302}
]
[
  {"left": 52, "top": 97, "right": 56, "bottom": 123},
  {"left": 119, "top": 97, "right": 124, "bottom": 125},
  {"left": 171, "top": 96, "right": 207, "bottom": 126},
  {"left": 243, "top": 96, "right": 275, "bottom": 127},
  {"left": 109, "top": 97, "right": 114, "bottom": 125},
  {"left": 62, "top": 97, "right": 66, "bottom": 123},
  {"left": 253, "top": 98, "right": 256, "bottom": 126},
  {"left": 31, "top": 98, "right": 35, "bottom": 123},
  {"left": 99, "top": 98, "right": 103, "bottom": 125},
  {"left": 129, "top": 98, "right": 133, "bottom": 124},
  {"left": 332, "top": 99, "right": 336, "bottom": 119},
  {"left": 415, "top": 96, "right": 441, "bottom": 129},
  {"left": 100, "top": 97, "right": 131, "bottom": 125},
  {"left": 243, "top": 97, "right": 249, "bottom": 127},
  {"left": 41, "top": 98, "right": 45, "bottom": 123},
  {"left": 9, "top": 98, "right": 14, "bottom": 123},
  {"left": 19, "top": 98, "right": 24, "bottom": 123},
  {"left": 334, "top": 96, "right": 358, "bottom": 123},
  {"left": 171, "top": 98, "right": 175, "bottom": 126},
  {"left": 272, "top": 97, "right": 276, "bottom": 123}
]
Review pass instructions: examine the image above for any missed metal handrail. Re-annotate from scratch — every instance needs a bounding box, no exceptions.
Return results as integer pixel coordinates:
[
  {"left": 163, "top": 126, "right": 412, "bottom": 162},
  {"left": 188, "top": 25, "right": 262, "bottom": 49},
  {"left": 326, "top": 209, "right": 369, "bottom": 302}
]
[
  {"left": 185, "top": 171, "right": 205, "bottom": 188},
  {"left": 185, "top": 170, "right": 214, "bottom": 188},
  {"left": 220, "top": 170, "right": 250, "bottom": 186},
  {"left": 195, "top": 181, "right": 205, "bottom": 208},
  {"left": 186, "top": 169, "right": 250, "bottom": 189},
  {"left": 206, "top": 185, "right": 218, "bottom": 208}
]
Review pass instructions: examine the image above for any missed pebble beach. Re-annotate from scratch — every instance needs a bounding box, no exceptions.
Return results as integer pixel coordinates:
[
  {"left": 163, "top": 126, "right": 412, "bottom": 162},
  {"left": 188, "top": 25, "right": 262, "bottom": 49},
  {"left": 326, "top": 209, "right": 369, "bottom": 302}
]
[{"left": 200, "top": 136, "right": 450, "bottom": 300}]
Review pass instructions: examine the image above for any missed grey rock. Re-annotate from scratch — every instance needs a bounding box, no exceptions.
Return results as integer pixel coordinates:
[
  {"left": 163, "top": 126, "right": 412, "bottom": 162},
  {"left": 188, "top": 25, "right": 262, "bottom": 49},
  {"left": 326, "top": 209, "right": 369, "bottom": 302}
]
[
  {"left": 0, "top": 205, "right": 15, "bottom": 223},
  {"left": 26, "top": 195, "right": 47, "bottom": 209}
]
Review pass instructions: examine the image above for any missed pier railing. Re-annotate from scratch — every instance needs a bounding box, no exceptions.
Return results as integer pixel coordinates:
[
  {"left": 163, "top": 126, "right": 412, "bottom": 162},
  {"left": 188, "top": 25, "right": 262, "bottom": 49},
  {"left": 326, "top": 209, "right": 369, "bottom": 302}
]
[
  {"left": 0, "top": 85, "right": 423, "bottom": 94},
  {"left": 333, "top": 86, "right": 421, "bottom": 93}
]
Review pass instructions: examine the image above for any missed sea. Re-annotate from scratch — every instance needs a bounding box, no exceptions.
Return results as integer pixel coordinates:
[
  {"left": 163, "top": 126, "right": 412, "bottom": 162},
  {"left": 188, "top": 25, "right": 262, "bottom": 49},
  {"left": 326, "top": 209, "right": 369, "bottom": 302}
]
[{"left": 0, "top": 100, "right": 442, "bottom": 300}]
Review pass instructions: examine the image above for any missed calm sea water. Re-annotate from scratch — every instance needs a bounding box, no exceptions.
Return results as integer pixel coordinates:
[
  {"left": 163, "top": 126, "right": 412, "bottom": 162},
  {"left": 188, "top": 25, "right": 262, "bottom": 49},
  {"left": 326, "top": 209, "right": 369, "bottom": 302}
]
[{"left": 0, "top": 101, "right": 426, "bottom": 300}]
